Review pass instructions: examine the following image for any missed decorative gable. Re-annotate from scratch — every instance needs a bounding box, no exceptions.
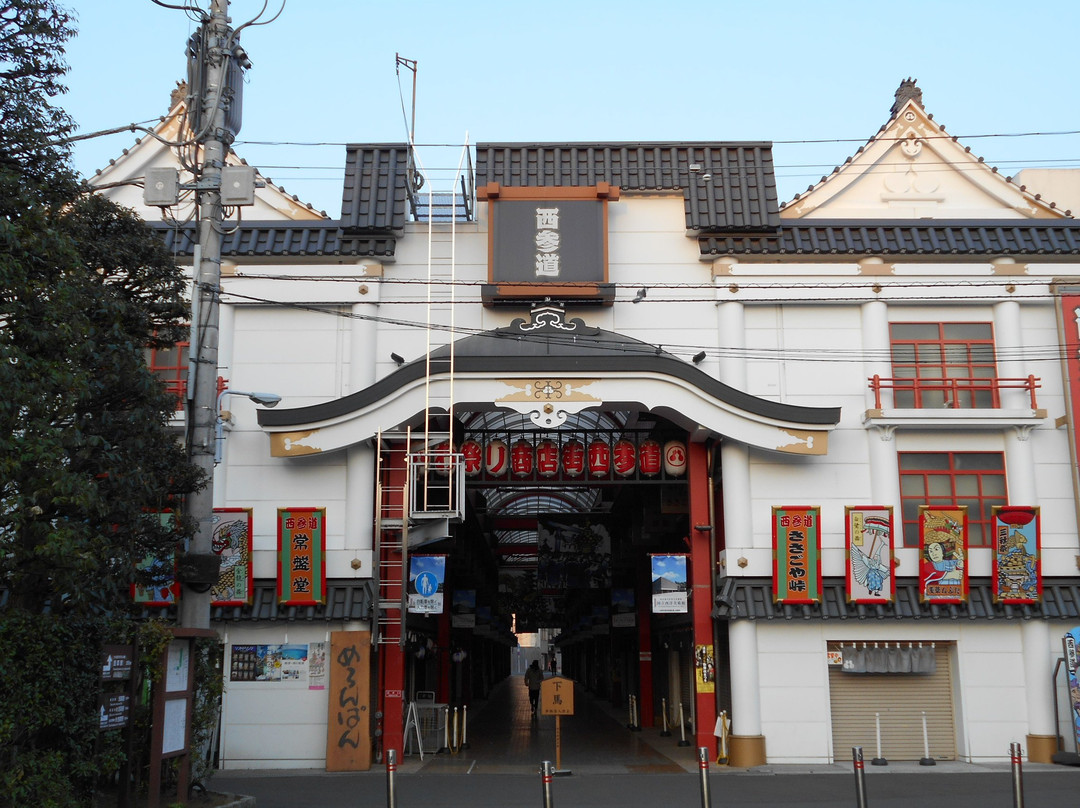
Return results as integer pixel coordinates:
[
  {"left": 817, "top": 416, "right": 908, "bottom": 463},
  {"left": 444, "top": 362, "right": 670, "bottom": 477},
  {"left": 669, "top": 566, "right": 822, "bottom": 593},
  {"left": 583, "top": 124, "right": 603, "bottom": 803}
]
[{"left": 781, "top": 79, "right": 1069, "bottom": 221}]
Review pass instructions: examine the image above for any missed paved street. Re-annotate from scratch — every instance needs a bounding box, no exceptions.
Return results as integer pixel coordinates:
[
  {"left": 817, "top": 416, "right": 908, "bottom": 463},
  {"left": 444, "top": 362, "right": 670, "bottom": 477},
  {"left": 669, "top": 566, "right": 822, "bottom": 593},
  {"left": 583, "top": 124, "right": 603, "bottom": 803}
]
[{"left": 211, "top": 675, "right": 1079, "bottom": 807}]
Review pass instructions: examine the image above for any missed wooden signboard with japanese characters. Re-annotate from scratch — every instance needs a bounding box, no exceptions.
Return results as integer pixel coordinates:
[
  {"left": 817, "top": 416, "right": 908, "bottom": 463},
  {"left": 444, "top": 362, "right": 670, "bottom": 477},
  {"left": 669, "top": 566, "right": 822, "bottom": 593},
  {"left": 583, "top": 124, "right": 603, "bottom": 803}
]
[{"left": 480, "top": 184, "right": 618, "bottom": 305}]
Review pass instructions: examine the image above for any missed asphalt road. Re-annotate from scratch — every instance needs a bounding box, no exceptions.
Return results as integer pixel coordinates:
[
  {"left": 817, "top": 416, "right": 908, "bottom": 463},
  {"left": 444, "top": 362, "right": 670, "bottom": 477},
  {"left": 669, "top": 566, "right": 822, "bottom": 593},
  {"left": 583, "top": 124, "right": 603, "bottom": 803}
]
[{"left": 212, "top": 765, "right": 1080, "bottom": 808}]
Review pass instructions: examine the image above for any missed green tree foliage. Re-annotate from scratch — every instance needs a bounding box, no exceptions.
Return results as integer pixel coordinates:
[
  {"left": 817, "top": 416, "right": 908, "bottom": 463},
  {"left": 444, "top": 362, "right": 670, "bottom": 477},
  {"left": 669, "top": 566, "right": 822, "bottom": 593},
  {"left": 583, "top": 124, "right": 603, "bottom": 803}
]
[{"left": 0, "top": 2, "right": 203, "bottom": 803}]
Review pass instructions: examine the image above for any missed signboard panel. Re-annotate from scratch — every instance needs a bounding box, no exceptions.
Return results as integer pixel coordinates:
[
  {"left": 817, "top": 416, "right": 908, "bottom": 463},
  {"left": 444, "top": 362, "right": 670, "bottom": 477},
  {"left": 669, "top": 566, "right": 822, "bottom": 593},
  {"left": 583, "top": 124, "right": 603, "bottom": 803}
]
[
  {"left": 772, "top": 506, "right": 821, "bottom": 604},
  {"left": 919, "top": 506, "right": 968, "bottom": 604},
  {"left": 540, "top": 676, "right": 575, "bottom": 716},
  {"left": 845, "top": 506, "right": 894, "bottom": 603},
  {"left": 650, "top": 554, "right": 688, "bottom": 613},
  {"left": 992, "top": 506, "right": 1041, "bottom": 604},
  {"left": 277, "top": 507, "right": 327, "bottom": 606}
]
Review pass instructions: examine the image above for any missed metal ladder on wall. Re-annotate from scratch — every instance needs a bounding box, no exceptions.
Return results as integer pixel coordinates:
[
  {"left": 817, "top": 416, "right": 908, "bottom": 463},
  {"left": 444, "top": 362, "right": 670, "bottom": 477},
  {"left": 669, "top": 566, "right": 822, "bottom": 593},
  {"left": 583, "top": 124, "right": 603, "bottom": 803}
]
[{"left": 374, "top": 428, "right": 410, "bottom": 648}]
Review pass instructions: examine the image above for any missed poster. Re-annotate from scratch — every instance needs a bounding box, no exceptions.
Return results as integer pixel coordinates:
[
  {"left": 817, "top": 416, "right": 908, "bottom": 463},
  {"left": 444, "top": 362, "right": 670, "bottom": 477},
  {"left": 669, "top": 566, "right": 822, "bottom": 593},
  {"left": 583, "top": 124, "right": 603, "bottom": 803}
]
[
  {"left": 695, "top": 644, "right": 715, "bottom": 694},
  {"left": 212, "top": 507, "right": 253, "bottom": 606},
  {"left": 919, "top": 506, "right": 968, "bottom": 604},
  {"left": 772, "top": 506, "right": 821, "bottom": 604},
  {"left": 277, "top": 507, "right": 326, "bottom": 606},
  {"left": 537, "top": 516, "right": 612, "bottom": 592},
  {"left": 308, "top": 641, "right": 327, "bottom": 690},
  {"left": 651, "top": 554, "right": 688, "bottom": 613},
  {"left": 229, "top": 644, "right": 309, "bottom": 682},
  {"left": 611, "top": 588, "right": 636, "bottom": 628},
  {"left": 992, "top": 506, "right": 1041, "bottom": 603},
  {"left": 845, "top": 506, "right": 894, "bottom": 603},
  {"left": 408, "top": 555, "right": 445, "bottom": 614},
  {"left": 452, "top": 589, "right": 476, "bottom": 628}
]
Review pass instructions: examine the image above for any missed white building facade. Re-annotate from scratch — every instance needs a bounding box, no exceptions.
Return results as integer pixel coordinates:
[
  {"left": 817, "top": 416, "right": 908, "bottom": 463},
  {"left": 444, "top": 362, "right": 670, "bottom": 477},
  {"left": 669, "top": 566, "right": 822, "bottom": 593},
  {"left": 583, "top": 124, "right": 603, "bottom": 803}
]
[{"left": 96, "top": 80, "right": 1080, "bottom": 769}]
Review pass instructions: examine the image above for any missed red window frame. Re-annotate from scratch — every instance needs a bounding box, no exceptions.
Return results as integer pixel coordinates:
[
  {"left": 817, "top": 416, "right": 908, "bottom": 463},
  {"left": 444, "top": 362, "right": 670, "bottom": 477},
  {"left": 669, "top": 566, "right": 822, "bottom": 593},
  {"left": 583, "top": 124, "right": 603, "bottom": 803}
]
[
  {"left": 145, "top": 338, "right": 188, "bottom": 409},
  {"left": 898, "top": 451, "right": 1006, "bottom": 547},
  {"left": 889, "top": 322, "right": 998, "bottom": 408}
]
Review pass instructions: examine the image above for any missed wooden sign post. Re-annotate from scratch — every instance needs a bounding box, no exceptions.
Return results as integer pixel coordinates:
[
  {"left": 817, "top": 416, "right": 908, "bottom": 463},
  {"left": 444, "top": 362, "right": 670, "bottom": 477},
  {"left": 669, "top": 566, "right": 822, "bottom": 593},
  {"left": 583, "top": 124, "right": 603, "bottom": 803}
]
[{"left": 540, "top": 676, "right": 574, "bottom": 774}]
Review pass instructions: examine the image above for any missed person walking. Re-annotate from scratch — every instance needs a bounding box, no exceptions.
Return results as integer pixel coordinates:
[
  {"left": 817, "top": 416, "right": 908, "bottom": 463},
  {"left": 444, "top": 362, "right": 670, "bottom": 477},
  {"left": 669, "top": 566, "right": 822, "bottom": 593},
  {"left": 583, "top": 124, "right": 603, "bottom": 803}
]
[{"left": 524, "top": 660, "right": 544, "bottom": 714}]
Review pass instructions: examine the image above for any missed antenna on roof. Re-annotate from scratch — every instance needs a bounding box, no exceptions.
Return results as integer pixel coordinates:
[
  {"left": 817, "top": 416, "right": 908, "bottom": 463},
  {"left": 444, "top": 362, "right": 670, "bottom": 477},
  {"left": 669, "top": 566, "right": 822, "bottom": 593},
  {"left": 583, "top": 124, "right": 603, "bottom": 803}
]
[{"left": 395, "top": 54, "right": 424, "bottom": 193}]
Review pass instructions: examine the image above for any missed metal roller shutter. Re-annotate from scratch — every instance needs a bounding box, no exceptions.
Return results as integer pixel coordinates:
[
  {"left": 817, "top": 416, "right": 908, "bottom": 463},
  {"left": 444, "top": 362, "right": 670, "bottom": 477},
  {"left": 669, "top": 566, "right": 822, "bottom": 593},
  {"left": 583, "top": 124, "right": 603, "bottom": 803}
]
[{"left": 828, "top": 644, "right": 956, "bottom": 761}]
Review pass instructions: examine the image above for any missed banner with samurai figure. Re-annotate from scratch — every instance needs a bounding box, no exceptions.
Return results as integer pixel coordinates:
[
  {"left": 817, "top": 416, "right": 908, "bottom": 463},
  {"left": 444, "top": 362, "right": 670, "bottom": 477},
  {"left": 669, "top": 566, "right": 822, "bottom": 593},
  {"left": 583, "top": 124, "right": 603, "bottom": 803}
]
[
  {"left": 212, "top": 507, "right": 253, "bottom": 606},
  {"left": 772, "top": 506, "right": 821, "bottom": 604},
  {"left": 992, "top": 506, "right": 1041, "bottom": 604},
  {"left": 845, "top": 506, "right": 894, "bottom": 603},
  {"left": 919, "top": 506, "right": 967, "bottom": 604},
  {"left": 277, "top": 507, "right": 326, "bottom": 606}
]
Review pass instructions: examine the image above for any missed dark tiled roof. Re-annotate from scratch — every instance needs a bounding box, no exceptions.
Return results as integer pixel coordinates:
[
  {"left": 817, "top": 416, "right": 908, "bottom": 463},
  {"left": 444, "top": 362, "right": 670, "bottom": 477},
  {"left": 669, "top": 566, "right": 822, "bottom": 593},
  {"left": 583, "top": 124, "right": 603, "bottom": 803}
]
[
  {"left": 701, "top": 220, "right": 1080, "bottom": 257},
  {"left": 139, "top": 580, "right": 374, "bottom": 622},
  {"left": 714, "top": 577, "right": 1080, "bottom": 621},
  {"left": 152, "top": 221, "right": 394, "bottom": 258},
  {"left": 476, "top": 142, "right": 780, "bottom": 233},
  {"left": 339, "top": 144, "right": 413, "bottom": 236}
]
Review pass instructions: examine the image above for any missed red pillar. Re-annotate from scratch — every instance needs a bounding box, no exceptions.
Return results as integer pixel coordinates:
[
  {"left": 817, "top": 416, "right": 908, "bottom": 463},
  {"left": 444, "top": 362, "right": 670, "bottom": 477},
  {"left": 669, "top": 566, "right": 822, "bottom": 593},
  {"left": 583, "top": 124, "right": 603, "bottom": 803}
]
[
  {"left": 688, "top": 440, "right": 716, "bottom": 752},
  {"left": 377, "top": 445, "right": 408, "bottom": 758}
]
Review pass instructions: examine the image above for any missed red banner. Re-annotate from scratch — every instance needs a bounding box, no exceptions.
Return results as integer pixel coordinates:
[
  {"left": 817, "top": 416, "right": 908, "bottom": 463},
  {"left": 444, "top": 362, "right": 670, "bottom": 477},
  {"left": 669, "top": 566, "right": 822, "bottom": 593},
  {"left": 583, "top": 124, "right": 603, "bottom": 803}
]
[{"left": 277, "top": 507, "right": 326, "bottom": 605}]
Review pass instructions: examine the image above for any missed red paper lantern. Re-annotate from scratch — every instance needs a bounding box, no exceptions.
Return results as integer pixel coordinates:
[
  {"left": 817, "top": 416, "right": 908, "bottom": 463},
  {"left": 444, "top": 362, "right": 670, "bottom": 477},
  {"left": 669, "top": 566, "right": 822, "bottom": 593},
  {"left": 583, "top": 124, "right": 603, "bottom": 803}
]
[
  {"left": 485, "top": 439, "right": 509, "bottom": 476},
  {"left": 562, "top": 440, "right": 585, "bottom": 477},
  {"left": 613, "top": 439, "right": 636, "bottom": 477},
  {"left": 639, "top": 439, "right": 662, "bottom": 476},
  {"left": 663, "top": 440, "right": 687, "bottom": 477},
  {"left": 461, "top": 440, "right": 482, "bottom": 476},
  {"left": 536, "top": 440, "right": 559, "bottom": 477},
  {"left": 511, "top": 440, "right": 534, "bottom": 477},
  {"left": 588, "top": 439, "right": 611, "bottom": 477}
]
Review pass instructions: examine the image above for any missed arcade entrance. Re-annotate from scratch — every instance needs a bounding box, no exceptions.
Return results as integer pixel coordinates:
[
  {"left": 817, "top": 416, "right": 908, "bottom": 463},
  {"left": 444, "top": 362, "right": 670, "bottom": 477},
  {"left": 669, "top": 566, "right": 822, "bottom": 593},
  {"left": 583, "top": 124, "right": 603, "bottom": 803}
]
[{"left": 374, "top": 409, "right": 726, "bottom": 763}]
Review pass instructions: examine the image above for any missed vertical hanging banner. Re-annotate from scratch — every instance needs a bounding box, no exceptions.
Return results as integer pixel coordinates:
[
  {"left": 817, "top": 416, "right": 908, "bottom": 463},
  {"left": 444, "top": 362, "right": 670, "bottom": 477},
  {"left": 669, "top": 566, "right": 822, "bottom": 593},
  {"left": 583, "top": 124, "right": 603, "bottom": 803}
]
[
  {"left": 1064, "top": 628, "right": 1080, "bottom": 755},
  {"left": 845, "top": 506, "right": 895, "bottom": 603},
  {"left": 919, "top": 506, "right": 968, "bottom": 604},
  {"left": 133, "top": 512, "right": 179, "bottom": 606},
  {"left": 992, "top": 506, "right": 1041, "bottom": 604},
  {"left": 277, "top": 507, "right": 326, "bottom": 606},
  {"left": 650, "top": 554, "right": 688, "bottom": 613},
  {"left": 408, "top": 555, "right": 446, "bottom": 614},
  {"left": 772, "top": 506, "right": 821, "bottom": 604},
  {"left": 212, "top": 507, "right": 253, "bottom": 606}
]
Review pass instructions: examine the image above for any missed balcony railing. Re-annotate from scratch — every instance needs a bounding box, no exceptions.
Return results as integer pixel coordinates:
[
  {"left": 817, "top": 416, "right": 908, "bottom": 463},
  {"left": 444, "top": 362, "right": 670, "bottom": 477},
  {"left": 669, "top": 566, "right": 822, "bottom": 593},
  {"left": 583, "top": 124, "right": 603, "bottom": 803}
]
[{"left": 868, "top": 375, "right": 1041, "bottom": 410}]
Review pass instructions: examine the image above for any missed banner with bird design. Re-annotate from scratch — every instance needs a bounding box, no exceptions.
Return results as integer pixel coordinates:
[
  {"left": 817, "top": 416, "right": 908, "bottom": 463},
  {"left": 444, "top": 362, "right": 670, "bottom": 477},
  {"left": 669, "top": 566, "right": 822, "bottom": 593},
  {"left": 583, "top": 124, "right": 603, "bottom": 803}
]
[{"left": 845, "top": 506, "right": 895, "bottom": 603}]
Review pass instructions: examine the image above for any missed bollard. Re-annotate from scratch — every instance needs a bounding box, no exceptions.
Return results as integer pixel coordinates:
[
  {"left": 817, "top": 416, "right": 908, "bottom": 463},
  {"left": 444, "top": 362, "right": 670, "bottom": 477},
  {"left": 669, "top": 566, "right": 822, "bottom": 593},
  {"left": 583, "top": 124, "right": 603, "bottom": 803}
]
[
  {"left": 697, "top": 747, "right": 712, "bottom": 808},
  {"left": 851, "top": 746, "right": 868, "bottom": 808},
  {"left": 461, "top": 704, "right": 470, "bottom": 750},
  {"left": 450, "top": 707, "right": 459, "bottom": 753},
  {"left": 660, "top": 697, "right": 672, "bottom": 737},
  {"left": 918, "top": 711, "right": 935, "bottom": 766},
  {"left": 1010, "top": 742, "right": 1024, "bottom": 808},
  {"left": 870, "top": 712, "right": 887, "bottom": 766},
  {"left": 540, "top": 760, "right": 555, "bottom": 808},
  {"left": 631, "top": 694, "right": 641, "bottom": 731},
  {"left": 677, "top": 703, "right": 691, "bottom": 747},
  {"left": 385, "top": 748, "right": 398, "bottom": 808}
]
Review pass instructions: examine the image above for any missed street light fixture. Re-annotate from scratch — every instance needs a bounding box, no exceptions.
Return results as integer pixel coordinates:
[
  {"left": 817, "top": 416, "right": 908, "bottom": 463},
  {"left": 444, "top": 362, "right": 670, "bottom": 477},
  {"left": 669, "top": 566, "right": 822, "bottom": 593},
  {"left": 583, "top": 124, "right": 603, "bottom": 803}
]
[{"left": 215, "top": 388, "right": 281, "bottom": 465}]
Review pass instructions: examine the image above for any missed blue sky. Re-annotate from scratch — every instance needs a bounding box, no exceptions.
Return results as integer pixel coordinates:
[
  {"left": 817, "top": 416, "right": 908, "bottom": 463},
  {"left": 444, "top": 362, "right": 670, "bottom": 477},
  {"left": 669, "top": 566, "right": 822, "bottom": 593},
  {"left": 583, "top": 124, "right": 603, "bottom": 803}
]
[{"left": 64, "top": 1, "right": 1079, "bottom": 218}]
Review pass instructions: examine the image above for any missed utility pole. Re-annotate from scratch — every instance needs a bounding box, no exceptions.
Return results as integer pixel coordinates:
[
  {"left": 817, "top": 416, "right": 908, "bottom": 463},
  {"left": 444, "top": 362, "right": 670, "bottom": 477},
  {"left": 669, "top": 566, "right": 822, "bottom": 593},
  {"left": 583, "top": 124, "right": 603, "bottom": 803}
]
[{"left": 178, "top": 0, "right": 236, "bottom": 629}]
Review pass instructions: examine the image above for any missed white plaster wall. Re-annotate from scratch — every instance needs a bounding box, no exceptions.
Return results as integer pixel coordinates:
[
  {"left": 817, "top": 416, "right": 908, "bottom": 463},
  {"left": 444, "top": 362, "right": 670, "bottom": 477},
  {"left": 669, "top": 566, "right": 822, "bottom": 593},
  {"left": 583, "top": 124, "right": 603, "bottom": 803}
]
[
  {"left": 756, "top": 622, "right": 1044, "bottom": 764},
  {"left": 218, "top": 624, "right": 336, "bottom": 770}
]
